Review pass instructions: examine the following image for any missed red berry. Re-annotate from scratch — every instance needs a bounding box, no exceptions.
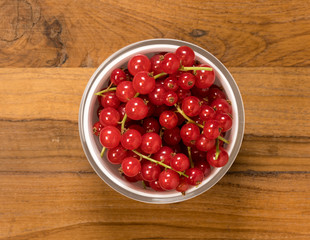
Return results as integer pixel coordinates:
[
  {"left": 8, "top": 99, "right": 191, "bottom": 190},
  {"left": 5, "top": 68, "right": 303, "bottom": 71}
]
[
  {"left": 93, "top": 121, "right": 103, "bottom": 136},
  {"left": 128, "top": 124, "right": 146, "bottom": 135},
  {"left": 125, "top": 97, "right": 148, "bottom": 120},
  {"left": 199, "top": 105, "right": 216, "bottom": 122},
  {"left": 116, "top": 81, "right": 137, "bottom": 102},
  {"left": 101, "top": 92, "right": 120, "bottom": 109},
  {"left": 121, "top": 129, "right": 142, "bottom": 150},
  {"left": 148, "top": 86, "right": 166, "bottom": 106},
  {"left": 133, "top": 71, "right": 155, "bottom": 94},
  {"left": 176, "top": 176, "right": 189, "bottom": 193},
  {"left": 159, "top": 111, "right": 178, "bottom": 129},
  {"left": 180, "top": 123, "right": 200, "bottom": 144},
  {"left": 176, "top": 88, "right": 191, "bottom": 102},
  {"left": 203, "top": 120, "right": 221, "bottom": 140},
  {"left": 185, "top": 168, "right": 204, "bottom": 186},
  {"left": 206, "top": 147, "right": 229, "bottom": 167},
  {"left": 152, "top": 146, "right": 174, "bottom": 165},
  {"left": 214, "top": 112, "right": 232, "bottom": 132},
  {"left": 164, "top": 91, "right": 178, "bottom": 106},
  {"left": 140, "top": 132, "right": 162, "bottom": 154},
  {"left": 211, "top": 98, "right": 232, "bottom": 115},
  {"left": 163, "top": 127, "right": 181, "bottom": 145},
  {"left": 97, "top": 106, "right": 104, "bottom": 118},
  {"left": 153, "top": 104, "right": 169, "bottom": 117},
  {"left": 141, "top": 162, "right": 161, "bottom": 182},
  {"left": 191, "top": 86, "right": 209, "bottom": 98},
  {"left": 160, "top": 53, "right": 180, "bottom": 74},
  {"left": 195, "top": 159, "right": 211, "bottom": 176},
  {"left": 117, "top": 103, "right": 131, "bottom": 123},
  {"left": 99, "top": 126, "right": 121, "bottom": 149},
  {"left": 111, "top": 68, "right": 126, "bottom": 85},
  {"left": 191, "top": 147, "right": 206, "bottom": 161},
  {"left": 149, "top": 180, "right": 165, "bottom": 191},
  {"left": 158, "top": 169, "right": 180, "bottom": 190},
  {"left": 178, "top": 72, "right": 196, "bottom": 90},
  {"left": 171, "top": 153, "right": 190, "bottom": 172},
  {"left": 128, "top": 55, "right": 151, "bottom": 76},
  {"left": 182, "top": 96, "right": 201, "bottom": 117},
  {"left": 150, "top": 54, "right": 164, "bottom": 75},
  {"left": 99, "top": 107, "right": 120, "bottom": 127},
  {"left": 143, "top": 117, "right": 160, "bottom": 133},
  {"left": 122, "top": 157, "right": 141, "bottom": 177},
  {"left": 195, "top": 64, "right": 215, "bottom": 88},
  {"left": 207, "top": 87, "right": 226, "bottom": 102},
  {"left": 163, "top": 76, "right": 179, "bottom": 92},
  {"left": 175, "top": 46, "right": 195, "bottom": 67},
  {"left": 196, "top": 135, "right": 216, "bottom": 152},
  {"left": 107, "top": 145, "right": 128, "bottom": 164}
]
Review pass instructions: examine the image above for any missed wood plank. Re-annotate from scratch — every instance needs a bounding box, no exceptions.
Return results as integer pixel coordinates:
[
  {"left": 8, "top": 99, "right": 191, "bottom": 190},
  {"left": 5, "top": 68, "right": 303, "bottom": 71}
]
[{"left": 0, "top": 0, "right": 310, "bottom": 68}]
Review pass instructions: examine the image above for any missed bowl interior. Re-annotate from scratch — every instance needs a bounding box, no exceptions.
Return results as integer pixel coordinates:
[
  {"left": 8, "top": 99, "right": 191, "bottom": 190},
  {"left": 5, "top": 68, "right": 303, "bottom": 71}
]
[{"left": 79, "top": 39, "right": 244, "bottom": 203}]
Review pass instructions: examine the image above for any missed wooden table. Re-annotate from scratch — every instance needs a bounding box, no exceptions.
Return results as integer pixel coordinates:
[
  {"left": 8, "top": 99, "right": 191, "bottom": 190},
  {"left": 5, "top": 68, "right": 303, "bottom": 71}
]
[{"left": 1, "top": 1, "right": 310, "bottom": 239}]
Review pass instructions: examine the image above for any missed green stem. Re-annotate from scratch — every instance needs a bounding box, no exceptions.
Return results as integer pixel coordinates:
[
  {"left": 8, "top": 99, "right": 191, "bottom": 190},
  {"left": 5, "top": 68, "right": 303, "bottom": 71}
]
[
  {"left": 132, "top": 150, "right": 188, "bottom": 178},
  {"left": 180, "top": 66, "right": 213, "bottom": 71},
  {"left": 121, "top": 114, "right": 127, "bottom": 134},
  {"left": 187, "top": 147, "right": 194, "bottom": 168},
  {"left": 174, "top": 104, "right": 204, "bottom": 128},
  {"left": 95, "top": 87, "right": 117, "bottom": 96},
  {"left": 100, "top": 147, "right": 106, "bottom": 157},
  {"left": 215, "top": 139, "right": 220, "bottom": 160},
  {"left": 218, "top": 135, "right": 229, "bottom": 144},
  {"left": 154, "top": 72, "right": 167, "bottom": 80}
]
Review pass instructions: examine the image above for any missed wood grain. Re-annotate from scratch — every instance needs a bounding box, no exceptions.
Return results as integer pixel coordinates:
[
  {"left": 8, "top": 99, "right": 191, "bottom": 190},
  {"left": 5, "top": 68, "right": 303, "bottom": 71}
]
[
  {"left": 0, "top": 68, "right": 309, "bottom": 239},
  {"left": 1, "top": 0, "right": 310, "bottom": 68}
]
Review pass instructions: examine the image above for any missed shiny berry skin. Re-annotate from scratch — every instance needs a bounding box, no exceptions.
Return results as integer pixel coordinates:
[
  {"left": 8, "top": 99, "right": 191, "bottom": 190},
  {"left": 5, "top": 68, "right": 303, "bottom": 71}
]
[
  {"left": 99, "top": 126, "right": 121, "bottom": 149},
  {"left": 140, "top": 132, "right": 162, "bottom": 154},
  {"left": 117, "top": 103, "right": 131, "bottom": 123},
  {"left": 101, "top": 92, "right": 120, "bottom": 109},
  {"left": 170, "top": 153, "right": 190, "bottom": 171},
  {"left": 211, "top": 98, "right": 232, "bottom": 114},
  {"left": 176, "top": 112, "right": 185, "bottom": 126},
  {"left": 191, "top": 147, "right": 206, "bottom": 161},
  {"left": 128, "top": 124, "right": 146, "bottom": 135},
  {"left": 121, "top": 129, "right": 142, "bottom": 150},
  {"left": 185, "top": 168, "right": 204, "bottom": 186},
  {"left": 141, "top": 162, "right": 161, "bottom": 182},
  {"left": 207, "top": 87, "right": 226, "bottom": 102},
  {"left": 111, "top": 68, "right": 126, "bottom": 85},
  {"left": 152, "top": 146, "right": 173, "bottom": 165},
  {"left": 163, "top": 127, "right": 181, "bottom": 145},
  {"left": 128, "top": 54, "right": 151, "bottom": 76},
  {"left": 163, "top": 76, "right": 178, "bottom": 91},
  {"left": 203, "top": 120, "right": 221, "bottom": 140},
  {"left": 148, "top": 86, "right": 166, "bottom": 106},
  {"left": 99, "top": 107, "right": 120, "bottom": 127},
  {"left": 176, "top": 88, "right": 191, "bottom": 102},
  {"left": 195, "top": 159, "right": 211, "bottom": 176},
  {"left": 164, "top": 91, "right": 178, "bottom": 106},
  {"left": 199, "top": 105, "right": 216, "bottom": 122},
  {"left": 176, "top": 177, "right": 189, "bottom": 193},
  {"left": 150, "top": 54, "right": 164, "bottom": 75},
  {"left": 149, "top": 180, "right": 164, "bottom": 191},
  {"left": 180, "top": 123, "right": 200, "bottom": 144},
  {"left": 93, "top": 121, "right": 103, "bottom": 136},
  {"left": 206, "top": 147, "right": 229, "bottom": 167},
  {"left": 143, "top": 117, "right": 160, "bottom": 133},
  {"left": 121, "top": 157, "right": 141, "bottom": 177},
  {"left": 97, "top": 106, "right": 104, "bottom": 118},
  {"left": 215, "top": 112, "right": 232, "bottom": 132},
  {"left": 158, "top": 169, "right": 180, "bottom": 190},
  {"left": 195, "top": 64, "right": 215, "bottom": 88},
  {"left": 182, "top": 96, "right": 201, "bottom": 117},
  {"left": 125, "top": 97, "right": 148, "bottom": 120},
  {"left": 132, "top": 71, "right": 155, "bottom": 94},
  {"left": 195, "top": 135, "right": 216, "bottom": 152},
  {"left": 107, "top": 145, "right": 128, "bottom": 164},
  {"left": 160, "top": 53, "right": 180, "bottom": 74},
  {"left": 178, "top": 72, "right": 196, "bottom": 90},
  {"left": 159, "top": 111, "right": 178, "bottom": 129},
  {"left": 175, "top": 46, "right": 195, "bottom": 66},
  {"left": 116, "top": 81, "right": 137, "bottom": 102},
  {"left": 191, "top": 86, "right": 209, "bottom": 98},
  {"left": 153, "top": 104, "right": 169, "bottom": 117}
]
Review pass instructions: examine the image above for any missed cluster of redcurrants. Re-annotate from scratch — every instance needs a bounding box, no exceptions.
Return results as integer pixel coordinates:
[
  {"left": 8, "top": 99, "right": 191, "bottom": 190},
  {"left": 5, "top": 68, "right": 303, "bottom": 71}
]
[{"left": 92, "top": 46, "right": 232, "bottom": 193}]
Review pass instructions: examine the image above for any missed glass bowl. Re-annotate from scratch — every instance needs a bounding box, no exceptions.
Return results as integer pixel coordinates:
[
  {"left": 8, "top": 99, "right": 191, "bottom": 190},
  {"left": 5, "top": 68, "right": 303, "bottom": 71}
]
[{"left": 79, "top": 39, "right": 245, "bottom": 204}]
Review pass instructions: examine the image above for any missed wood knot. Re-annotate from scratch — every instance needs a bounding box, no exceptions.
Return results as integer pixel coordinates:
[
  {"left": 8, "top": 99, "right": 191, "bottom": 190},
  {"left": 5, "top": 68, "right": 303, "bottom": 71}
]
[
  {"left": 44, "top": 19, "right": 63, "bottom": 48},
  {"left": 189, "top": 29, "right": 208, "bottom": 38}
]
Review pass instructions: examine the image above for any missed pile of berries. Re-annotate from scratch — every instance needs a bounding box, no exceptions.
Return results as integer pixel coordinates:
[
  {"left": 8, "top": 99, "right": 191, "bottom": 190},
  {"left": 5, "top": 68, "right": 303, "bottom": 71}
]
[{"left": 92, "top": 46, "right": 232, "bottom": 194}]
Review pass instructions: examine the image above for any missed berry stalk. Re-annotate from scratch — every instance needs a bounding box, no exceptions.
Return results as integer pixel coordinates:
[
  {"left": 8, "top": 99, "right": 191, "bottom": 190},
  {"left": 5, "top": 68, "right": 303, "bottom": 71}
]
[
  {"left": 95, "top": 87, "right": 117, "bottom": 96},
  {"left": 218, "top": 135, "right": 229, "bottom": 144},
  {"left": 187, "top": 146, "right": 194, "bottom": 168},
  {"left": 179, "top": 66, "right": 213, "bottom": 71},
  {"left": 174, "top": 104, "right": 204, "bottom": 128},
  {"left": 100, "top": 147, "right": 106, "bottom": 157},
  {"left": 215, "top": 139, "right": 220, "bottom": 160},
  {"left": 154, "top": 72, "right": 167, "bottom": 80},
  {"left": 132, "top": 150, "right": 189, "bottom": 178}
]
